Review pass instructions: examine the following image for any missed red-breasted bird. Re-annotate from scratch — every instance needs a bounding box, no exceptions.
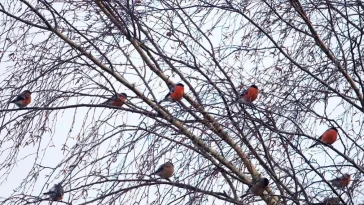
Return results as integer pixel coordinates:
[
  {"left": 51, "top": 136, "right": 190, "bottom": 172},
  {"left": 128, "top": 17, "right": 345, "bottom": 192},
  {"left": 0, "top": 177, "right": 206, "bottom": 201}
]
[
  {"left": 241, "top": 178, "right": 269, "bottom": 197},
  {"left": 101, "top": 93, "right": 127, "bottom": 107},
  {"left": 309, "top": 127, "right": 338, "bottom": 148},
  {"left": 9, "top": 90, "right": 32, "bottom": 108},
  {"left": 150, "top": 162, "right": 174, "bottom": 181},
  {"left": 312, "top": 197, "right": 341, "bottom": 205},
  {"left": 43, "top": 183, "right": 64, "bottom": 201},
  {"left": 330, "top": 174, "right": 351, "bottom": 188},
  {"left": 159, "top": 83, "right": 184, "bottom": 104},
  {"left": 231, "top": 85, "right": 259, "bottom": 105}
]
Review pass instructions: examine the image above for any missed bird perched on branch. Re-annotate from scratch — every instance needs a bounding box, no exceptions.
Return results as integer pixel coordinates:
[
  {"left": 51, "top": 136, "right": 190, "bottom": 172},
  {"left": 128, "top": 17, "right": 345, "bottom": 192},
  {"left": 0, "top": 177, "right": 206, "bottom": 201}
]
[
  {"left": 9, "top": 90, "right": 32, "bottom": 108},
  {"left": 150, "top": 161, "right": 174, "bottom": 181},
  {"left": 241, "top": 177, "right": 269, "bottom": 198},
  {"left": 309, "top": 127, "right": 338, "bottom": 149},
  {"left": 312, "top": 197, "right": 341, "bottom": 205},
  {"left": 330, "top": 174, "right": 351, "bottom": 189},
  {"left": 231, "top": 85, "right": 259, "bottom": 105},
  {"left": 159, "top": 83, "right": 184, "bottom": 104},
  {"left": 102, "top": 93, "right": 127, "bottom": 107},
  {"left": 43, "top": 183, "right": 64, "bottom": 201}
]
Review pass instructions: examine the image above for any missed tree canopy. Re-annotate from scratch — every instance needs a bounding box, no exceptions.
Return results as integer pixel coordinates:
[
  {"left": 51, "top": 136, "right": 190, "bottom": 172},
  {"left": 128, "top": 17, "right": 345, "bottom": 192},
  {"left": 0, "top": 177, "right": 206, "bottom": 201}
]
[{"left": 0, "top": 0, "right": 363, "bottom": 204}]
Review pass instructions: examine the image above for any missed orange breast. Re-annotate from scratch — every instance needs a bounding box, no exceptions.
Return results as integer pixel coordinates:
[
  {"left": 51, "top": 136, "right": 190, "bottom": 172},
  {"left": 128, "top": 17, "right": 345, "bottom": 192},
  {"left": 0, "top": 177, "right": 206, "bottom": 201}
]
[
  {"left": 23, "top": 96, "right": 31, "bottom": 106},
  {"left": 243, "top": 87, "right": 259, "bottom": 102},
  {"left": 112, "top": 96, "right": 126, "bottom": 107},
  {"left": 340, "top": 178, "right": 350, "bottom": 187},
  {"left": 120, "top": 96, "right": 127, "bottom": 103},
  {"left": 57, "top": 195, "right": 63, "bottom": 201},
  {"left": 160, "top": 166, "right": 174, "bottom": 179},
  {"left": 321, "top": 129, "right": 338, "bottom": 145},
  {"left": 170, "top": 86, "right": 184, "bottom": 101}
]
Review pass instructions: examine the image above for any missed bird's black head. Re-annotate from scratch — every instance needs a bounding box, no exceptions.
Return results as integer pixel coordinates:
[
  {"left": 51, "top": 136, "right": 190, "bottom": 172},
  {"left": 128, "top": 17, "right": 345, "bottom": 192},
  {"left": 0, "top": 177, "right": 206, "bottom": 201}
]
[
  {"left": 262, "top": 178, "right": 269, "bottom": 186},
  {"left": 331, "top": 127, "right": 338, "bottom": 132},
  {"left": 176, "top": 83, "right": 184, "bottom": 87},
  {"left": 120, "top": 93, "right": 128, "bottom": 98},
  {"left": 24, "top": 90, "right": 32, "bottom": 94},
  {"left": 251, "top": 85, "right": 258, "bottom": 89},
  {"left": 167, "top": 161, "right": 174, "bottom": 166}
]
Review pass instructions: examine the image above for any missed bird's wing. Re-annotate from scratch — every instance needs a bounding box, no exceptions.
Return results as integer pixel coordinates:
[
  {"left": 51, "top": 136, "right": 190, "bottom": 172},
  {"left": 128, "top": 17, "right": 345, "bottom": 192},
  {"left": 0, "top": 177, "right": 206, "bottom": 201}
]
[
  {"left": 160, "top": 88, "right": 173, "bottom": 102},
  {"left": 164, "top": 91, "right": 172, "bottom": 99},
  {"left": 102, "top": 94, "right": 119, "bottom": 104},
  {"left": 171, "top": 85, "right": 177, "bottom": 92},
  {"left": 168, "top": 85, "right": 176, "bottom": 96},
  {"left": 10, "top": 94, "right": 26, "bottom": 103},
  {"left": 240, "top": 88, "right": 248, "bottom": 97},
  {"left": 151, "top": 165, "right": 164, "bottom": 175},
  {"left": 111, "top": 94, "right": 120, "bottom": 100},
  {"left": 159, "top": 86, "right": 175, "bottom": 103}
]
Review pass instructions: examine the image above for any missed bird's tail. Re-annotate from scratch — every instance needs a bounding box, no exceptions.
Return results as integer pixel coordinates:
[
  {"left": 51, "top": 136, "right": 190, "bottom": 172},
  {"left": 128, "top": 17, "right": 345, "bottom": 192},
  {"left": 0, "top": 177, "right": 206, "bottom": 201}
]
[
  {"left": 230, "top": 98, "right": 240, "bottom": 106},
  {"left": 240, "top": 193, "right": 248, "bottom": 198},
  {"left": 158, "top": 99, "right": 166, "bottom": 105},
  {"left": 229, "top": 99, "right": 239, "bottom": 106},
  {"left": 240, "top": 184, "right": 252, "bottom": 198},
  {"left": 43, "top": 191, "right": 55, "bottom": 195},
  {"left": 156, "top": 111, "right": 163, "bottom": 117},
  {"left": 308, "top": 142, "right": 318, "bottom": 149},
  {"left": 100, "top": 99, "right": 111, "bottom": 105}
]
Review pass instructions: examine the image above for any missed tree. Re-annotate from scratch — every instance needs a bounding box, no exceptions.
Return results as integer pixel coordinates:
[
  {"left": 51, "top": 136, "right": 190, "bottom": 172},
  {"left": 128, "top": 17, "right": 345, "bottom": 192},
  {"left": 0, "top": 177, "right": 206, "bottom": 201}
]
[{"left": 0, "top": 0, "right": 363, "bottom": 204}]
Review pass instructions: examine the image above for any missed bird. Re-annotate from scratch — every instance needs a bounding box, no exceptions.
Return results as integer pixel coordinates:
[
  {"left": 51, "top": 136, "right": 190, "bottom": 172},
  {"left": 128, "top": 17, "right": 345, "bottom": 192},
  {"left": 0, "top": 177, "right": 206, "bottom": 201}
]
[
  {"left": 330, "top": 174, "right": 351, "bottom": 189},
  {"left": 309, "top": 127, "right": 338, "bottom": 148},
  {"left": 241, "top": 177, "right": 269, "bottom": 197},
  {"left": 231, "top": 85, "right": 259, "bottom": 105},
  {"left": 150, "top": 161, "right": 174, "bottom": 181},
  {"left": 43, "top": 183, "right": 64, "bottom": 201},
  {"left": 101, "top": 93, "right": 127, "bottom": 107},
  {"left": 9, "top": 90, "right": 32, "bottom": 108},
  {"left": 312, "top": 197, "right": 341, "bottom": 205},
  {"left": 159, "top": 83, "right": 184, "bottom": 104}
]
